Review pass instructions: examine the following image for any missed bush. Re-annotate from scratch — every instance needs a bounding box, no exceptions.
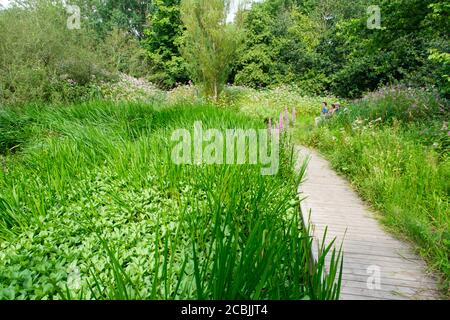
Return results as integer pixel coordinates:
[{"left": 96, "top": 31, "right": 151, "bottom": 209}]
[
  {"left": 0, "top": 0, "right": 110, "bottom": 105},
  {"left": 346, "top": 86, "right": 449, "bottom": 125},
  {"left": 143, "top": 0, "right": 189, "bottom": 89},
  {"left": 101, "top": 28, "right": 150, "bottom": 79}
]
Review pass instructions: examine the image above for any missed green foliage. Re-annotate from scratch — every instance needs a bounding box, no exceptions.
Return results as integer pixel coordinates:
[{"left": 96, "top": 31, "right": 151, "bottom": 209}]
[
  {"left": 231, "top": 0, "right": 449, "bottom": 98},
  {"left": 234, "top": 1, "right": 325, "bottom": 91},
  {"left": 0, "top": 0, "right": 110, "bottom": 105},
  {"left": 144, "top": 0, "right": 189, "bottom": 88},
  {"left": 73, "top": 0, "right": 152, "bottom": 39},
  {"left": 180, "top": 0, "right": 243, "bottom": 100},
  {"left": 235, "top": 86, "right": 335, "bottom": 119},
  {"left": 233, "top": 0, "right": 373, "bottom": 95},
  {"left": 427, "top": 46, "right": 450, "bottom": 97},
  {"left": 330, "top": 0, "right": 450, "bottom": 98},
  {"left": 350, "top": 86, "right": 448, "bottom": 125},
  {"left": 0, "top": 109, "right": 33, "bottom": 155},
  {"left": 0, "top": 101, "right": 342, "bottom": 300},
  {"left": 101, "top": 28, "right": 150, "bottom": 78},
  {"left": 233, "top": 2, "right": 278, "bottom": 88}
]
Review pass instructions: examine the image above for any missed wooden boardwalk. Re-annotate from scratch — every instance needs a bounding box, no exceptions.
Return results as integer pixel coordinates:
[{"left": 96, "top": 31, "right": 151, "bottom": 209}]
[{"left": 295, "top": 146, "right": 440, "bottom": 300}]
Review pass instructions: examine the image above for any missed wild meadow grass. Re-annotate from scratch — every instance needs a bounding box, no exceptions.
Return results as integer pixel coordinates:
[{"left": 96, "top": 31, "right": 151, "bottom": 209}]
[
  {"left": 228, "top": 86, "right": 335, "bottom": 119},
  {"left": 0, "top": 101, "right": 342, "bottom": 300},
  {"left": 284, "top": 87, "right": 449, "bottom": 294}
]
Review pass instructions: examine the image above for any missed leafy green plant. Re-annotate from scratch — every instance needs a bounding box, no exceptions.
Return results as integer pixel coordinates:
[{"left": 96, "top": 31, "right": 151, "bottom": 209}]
[
  {"left": 0, "top": 101, "right": 342, "bottom": 300},
  {"left": 144, "top": 0, "right": 189, "bottom": 89},
  {"left": 0, "top": 0, "right": 111, "bottom": 105}
]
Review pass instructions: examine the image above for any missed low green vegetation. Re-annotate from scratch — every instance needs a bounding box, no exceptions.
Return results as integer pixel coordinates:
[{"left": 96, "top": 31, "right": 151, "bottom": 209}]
[{"left": 0, "top": 101, "right": 342, "bottom": 300}]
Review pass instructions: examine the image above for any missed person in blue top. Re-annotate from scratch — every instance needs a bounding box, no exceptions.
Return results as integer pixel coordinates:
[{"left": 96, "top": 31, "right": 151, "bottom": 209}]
[
  {"left": 316, "top": 102, "right": 329, "bottom": 126},
  {"left": 321, "top": 102, "right": 329, "bottom": 115}
]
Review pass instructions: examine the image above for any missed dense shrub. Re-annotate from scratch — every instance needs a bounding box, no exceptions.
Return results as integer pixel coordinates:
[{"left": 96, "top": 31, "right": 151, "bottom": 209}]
[
  {"left": 101, "top": 28, "right": 150, "bottom": 79},
  {"left": 233, "top": 1, "right": 326, "bottom": 93},
  {"left": 329, "top": 0, "right": 449, "bottom": 98},
  {"left": 71, "top": 0, "right": 151, "bottom": 39},
  {"left": 343, "top": 86, "right": 448, "bottom": 125},
  {"left": 0, "top": 1, "right": 111, "bottom": 105},
  {"left": 143, "top": 0, "right": 189, "bottom": 89}
]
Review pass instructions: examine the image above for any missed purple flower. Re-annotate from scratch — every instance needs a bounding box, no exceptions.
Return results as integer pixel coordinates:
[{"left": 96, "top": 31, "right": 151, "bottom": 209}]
[
  {"left": 292, "top": 108, "right": 297, "bottom": 124},
  {"left": 279, "top": 113, "right": 284, "bottom": 130}
]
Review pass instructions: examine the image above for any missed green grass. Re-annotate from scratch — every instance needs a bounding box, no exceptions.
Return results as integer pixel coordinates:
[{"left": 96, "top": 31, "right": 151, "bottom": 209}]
[
  {"left": 224, "top": 86, "right": 336, "bottom": 119},
  {"left": 0, "top": 101, "right": 342, "bottom": 300},
  {"left": 284, "top": 87, "right": 449, "bottom": 294}
]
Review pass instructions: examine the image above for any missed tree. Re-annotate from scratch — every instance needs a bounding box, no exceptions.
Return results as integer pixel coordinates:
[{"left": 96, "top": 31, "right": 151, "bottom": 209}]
[
  {"left": 233, "top": 0, "right": 326, "bottom": 93},
  {"left": 180, "top": 0, "right": 243, "bottom": 100},
  {"left": 101, "top": 27, "right": 149, "bottom": 78},
  {"left": 72, "top": 0, "right": 152, "bottom": 39},
  {"left": 144, "top": 0, "right": 189, "bottom": 88},
  {"left": 330, "top": 0, "right": 449, "bottom": 98},
  {"left": 0, "top": 0, "right": 109, "bottom": 105}
]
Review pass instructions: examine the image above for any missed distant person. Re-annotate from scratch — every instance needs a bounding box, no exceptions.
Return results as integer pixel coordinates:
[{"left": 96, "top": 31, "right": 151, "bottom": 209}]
[
  {"left": 330, "top": 103, "right": 336, "bottom": 114},
  {"left": 330, "top": 103, "right": 342, "bottom": 115},
  {"left": 316, "top": 102, "right": 329, "bottom": 126},
  {"left": 321, "top": 102, "right": 329, "bottom": 116},
  {"left": 334, "top": 102, "right": 341, "bottom": 114}
]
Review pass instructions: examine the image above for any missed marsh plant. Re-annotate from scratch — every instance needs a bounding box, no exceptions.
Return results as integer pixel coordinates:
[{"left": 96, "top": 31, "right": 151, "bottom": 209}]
[
  {"left": 0, "top": 102, "right": 342, "bottom": 300},
  {"left": 171, "top": 121, "right": 280, "bottom": 175}
]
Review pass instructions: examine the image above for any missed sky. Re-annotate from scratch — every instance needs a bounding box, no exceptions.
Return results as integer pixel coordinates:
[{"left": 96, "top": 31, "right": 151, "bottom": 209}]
[
  {"left": 0, "top": 0, "right": 10, "bottom": 8},
  {"left": 227, "top": 0, "right": 264, "bottom": 23}
]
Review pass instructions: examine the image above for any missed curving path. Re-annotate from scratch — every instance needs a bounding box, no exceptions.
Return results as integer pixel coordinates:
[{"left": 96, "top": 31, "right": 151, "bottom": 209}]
[{"left": 295, "top": 146, "right": 440, "bottom": 300}]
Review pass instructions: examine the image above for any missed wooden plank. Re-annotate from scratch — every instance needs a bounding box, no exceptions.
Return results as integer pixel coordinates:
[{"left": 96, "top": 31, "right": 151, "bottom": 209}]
[
  {"left": 340, "top": 288, "right": 407, "bottom": 300},
  {"left": 343, "top": 252, "right": 426, "bottom": 264},
  {"left": 340, "top": 273, "right": 437, "bottom": 290},
  {"left": 342, "top": 279, "right": 437, "bottom": 298}
]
